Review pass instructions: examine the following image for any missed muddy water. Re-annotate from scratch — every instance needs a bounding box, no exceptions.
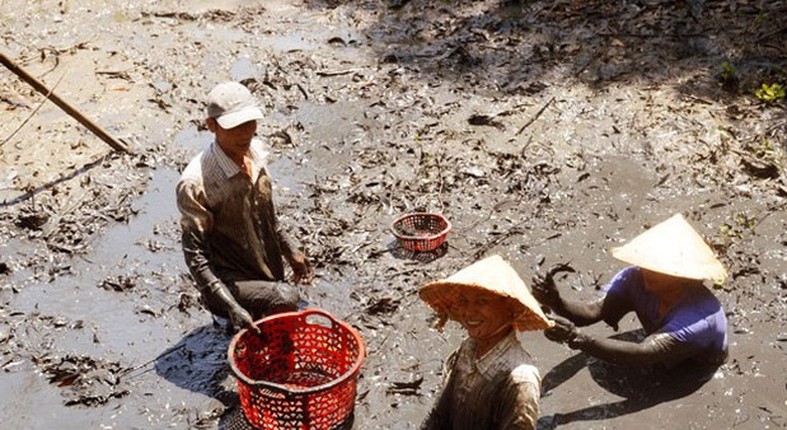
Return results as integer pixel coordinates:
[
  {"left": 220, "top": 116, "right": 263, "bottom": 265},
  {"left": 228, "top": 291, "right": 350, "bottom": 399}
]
[
  {"left": 0, "top": 145, "right": 366, "bottom": 429},
  {"left": 2, "top": 0, "right": 786, "bottom": 429}
]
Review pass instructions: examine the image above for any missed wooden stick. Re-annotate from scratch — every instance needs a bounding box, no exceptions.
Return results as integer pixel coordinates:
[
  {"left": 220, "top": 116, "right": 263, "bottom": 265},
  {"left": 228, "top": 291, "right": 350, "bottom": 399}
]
[
  {"left": 117, "top": 344, "right": 187, "bottom": 379},
  {"left": 516, "top": 96, "right": 555, "bottom": 136},
  {"left": 1, "top": 73, "right": 65, "bottom": 147},
  {"left": 0, "top": 51, "right": 132, "bottom": 154}
]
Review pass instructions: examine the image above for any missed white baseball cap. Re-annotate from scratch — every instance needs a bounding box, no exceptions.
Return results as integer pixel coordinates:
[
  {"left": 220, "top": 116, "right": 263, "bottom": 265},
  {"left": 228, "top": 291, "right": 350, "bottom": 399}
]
[{"left": 207, "top": 81, "right": 264, "bottom": 129}]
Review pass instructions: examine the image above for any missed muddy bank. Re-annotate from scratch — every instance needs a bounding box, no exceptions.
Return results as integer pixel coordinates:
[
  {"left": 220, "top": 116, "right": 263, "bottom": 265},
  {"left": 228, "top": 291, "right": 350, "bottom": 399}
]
[{"left": 1, "top": 0, "right": 786, "bottom": 429}]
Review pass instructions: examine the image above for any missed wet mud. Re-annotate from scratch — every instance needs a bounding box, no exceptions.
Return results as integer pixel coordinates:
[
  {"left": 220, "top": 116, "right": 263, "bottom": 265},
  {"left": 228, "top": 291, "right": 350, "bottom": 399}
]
[{"left": 1, "top": 0, "right": 786, "bottom": 429}]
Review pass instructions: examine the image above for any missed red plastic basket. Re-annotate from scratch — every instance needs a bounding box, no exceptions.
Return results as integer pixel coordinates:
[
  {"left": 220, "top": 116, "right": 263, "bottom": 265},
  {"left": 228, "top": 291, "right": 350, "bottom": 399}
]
[
  {"left": 391, "top": 213, "right": 451, "bottom": 252},
  {"left": 228, "top": 309, "right": 366, "bottom": 430}
]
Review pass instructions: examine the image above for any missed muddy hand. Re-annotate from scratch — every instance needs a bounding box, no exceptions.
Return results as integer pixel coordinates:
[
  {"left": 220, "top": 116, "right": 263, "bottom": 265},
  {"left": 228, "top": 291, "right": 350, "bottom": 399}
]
[
  {"left": 289, "top": 250, "right": 314, "bottom": 285},
  {"left": 544, "top": 316, "right": 578, "bottom": 344},
  {"left": 532, "top": 263, "right": 575, "bottom": 309},
  {"left": 228, "top": 304, "right": 260, "bottom": 334}
]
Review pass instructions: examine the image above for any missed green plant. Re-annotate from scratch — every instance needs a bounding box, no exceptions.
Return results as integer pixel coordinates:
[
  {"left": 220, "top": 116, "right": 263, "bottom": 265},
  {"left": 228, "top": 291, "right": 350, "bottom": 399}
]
[
  {"left": 752, "top": 137, "right": 774, "bottom": 159},
  {"left": 719, "top": 62, "right": 737, "bottom": 82},
  {"left": 718, "top": 62, "right": 739, "bottom": 93},
  {"left": 718, "top": 224, "right": 735, "bottom": 238},
  {"left": 754, "top": 11, "right": 769, "bottom": 25},
  {"left": 734, "top": 212, "right": 757, "bottom": 230},
  {"left": 754, "top": 83, "right": 785, "bottom": 103},
  {"left": 719, "top": 212, "right": 757, "bottom": 241}
]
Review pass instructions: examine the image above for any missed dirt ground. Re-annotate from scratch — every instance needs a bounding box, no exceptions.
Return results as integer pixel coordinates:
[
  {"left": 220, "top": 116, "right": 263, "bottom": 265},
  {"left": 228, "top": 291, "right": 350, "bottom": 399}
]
[{"left": 1, "top": 0, "right": 785, "bottom": 429}]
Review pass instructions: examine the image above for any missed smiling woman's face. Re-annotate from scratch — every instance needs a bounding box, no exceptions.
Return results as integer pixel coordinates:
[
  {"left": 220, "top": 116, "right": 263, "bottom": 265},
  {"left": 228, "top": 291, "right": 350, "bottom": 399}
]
[{"left": 453, "top": 288, "right": 514, "bottom": 341}]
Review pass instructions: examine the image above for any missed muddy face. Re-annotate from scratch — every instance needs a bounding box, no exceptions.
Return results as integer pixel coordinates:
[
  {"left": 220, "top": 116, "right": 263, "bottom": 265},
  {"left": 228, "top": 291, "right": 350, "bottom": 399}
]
[
  {"left": 207, "top": 118, "right": 257, "bottom": 163},
  {"left": 453, "top": 289, "right": 515, "bottom": 347}
]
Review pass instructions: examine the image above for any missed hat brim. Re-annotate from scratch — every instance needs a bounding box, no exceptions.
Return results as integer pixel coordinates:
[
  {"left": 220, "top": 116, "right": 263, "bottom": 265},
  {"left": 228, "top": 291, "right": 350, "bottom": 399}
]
[
  {"left": 419, "top": 281, "right": 553, "bottom": 332},
  {"left": 216, "top": 106, "right": 264, "bottom": 129},
  {"left": 420, "top": 255, "right": 554, "bottom": 331},
  {"left": 610, "top": 214, "right": 727, "bottom": 283}
]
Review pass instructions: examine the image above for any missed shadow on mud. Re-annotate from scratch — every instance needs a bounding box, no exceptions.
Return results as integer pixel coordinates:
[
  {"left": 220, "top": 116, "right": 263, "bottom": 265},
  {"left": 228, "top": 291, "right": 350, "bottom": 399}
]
[
  {"left": 538, "top": 330, "right": 719, "bottom": 429},
  {"left": 390, "top": 241, "right": 449, "bottom": 263},
  {"left": 155, "top": 321, "right": 257, "bottom": 429},
  {"left": 0, "top": 154, "right": 113, "bottom": 207},
  {"left": 155, "top": 322, "right": 235, "bottom": 405},
  {"left": 154, "top": 321, "right": 357, "bottom": 430},
  {"left": 305, "top": 0, "right": 786, "bottom": 99}
]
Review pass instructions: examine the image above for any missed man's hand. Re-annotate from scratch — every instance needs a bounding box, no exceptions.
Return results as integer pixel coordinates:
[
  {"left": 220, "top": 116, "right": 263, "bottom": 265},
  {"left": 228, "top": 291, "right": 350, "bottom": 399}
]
[
  {"left": 288, "top": 250, "right": 314, "bottom": 285},
  {"left": 544, "top": 316, "right": 579, "bottom": 344},
  {"left": 227, "top": 303, "right": 260, "bottom": 334},
  {"left": 209, "top": 282, "right": 261, "bottom": 334},
  {"left": 532, "top": 263, "right": 574, "bottom": 310}
]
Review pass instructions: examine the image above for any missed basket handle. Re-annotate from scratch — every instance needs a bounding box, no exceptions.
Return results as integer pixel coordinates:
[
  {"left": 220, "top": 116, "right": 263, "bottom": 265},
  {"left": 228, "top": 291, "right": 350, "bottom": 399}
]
[{"left": 301, "top": 308, "right": 338, "bottom": 328}]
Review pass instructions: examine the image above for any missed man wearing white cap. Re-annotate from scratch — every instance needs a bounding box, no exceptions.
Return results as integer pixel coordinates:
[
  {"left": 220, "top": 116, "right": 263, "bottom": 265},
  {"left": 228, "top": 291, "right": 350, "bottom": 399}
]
[
  {"left": 533, "top": 213, "right": 728, "bottom": 368},
  {"left": 176, "top": 81, "right": 313, "bottom": 333},
  {"left": 420, "top": 255, "right": 553, "bottom": 430}
]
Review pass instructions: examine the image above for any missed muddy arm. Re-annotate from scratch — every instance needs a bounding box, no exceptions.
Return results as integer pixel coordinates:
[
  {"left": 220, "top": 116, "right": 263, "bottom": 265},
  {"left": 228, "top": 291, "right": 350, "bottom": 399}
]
[
  {"left": 533, "top": 282, "right": 607, "bottom": 327},
  {"left": 497, "top": 372, "right": 540, "bottom": 430},
  {"left": 176, "top": 179, "right": 224, "bottom": 293},
  {"left": 277, "top": 228, "right": 313, "bottom": 284},
  {"left": 420, "top": 374, "right": 455, "bottom": 430},
  {"left": 569, "top": 332, "right": 699, "bottom": 367},
  {"left": 533, "top": 264, "right": 607, "bottom": 326},
  {"left": 552, "top": 291, "right": 633, "bottom": 330},
  {"left": 534, "top": 268, "right": 630, "bottom": 329},
  {"left": 181, "top": 227, "right": 256, "bottom": 331},
  {"left": 276, "top": 225, "right": 295, "bottom": 258},
  {"left": 552, "top": 297, "right": 608, "bottom": 327},
  {"left": 181, "top": 227, "right": 222, "bottom": 292}
]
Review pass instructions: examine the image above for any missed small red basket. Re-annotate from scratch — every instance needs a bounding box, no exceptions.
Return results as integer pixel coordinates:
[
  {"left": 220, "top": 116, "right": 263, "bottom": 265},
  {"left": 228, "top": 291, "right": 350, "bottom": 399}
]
[
  {"left": 228, "top": 309, "right": 365, "bottom": 430},
  {"left": 391, "top": 212, "right": 451, "bottom": 252}
]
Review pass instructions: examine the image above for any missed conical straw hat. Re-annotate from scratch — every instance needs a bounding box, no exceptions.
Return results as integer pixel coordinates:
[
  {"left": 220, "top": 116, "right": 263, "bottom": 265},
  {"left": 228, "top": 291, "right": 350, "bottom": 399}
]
[
  {"left": 419, "top": 255, "right": 553, "bottom": 331},
  {"left": 611, "top": 213, "right": 727, "bottom": 283}
]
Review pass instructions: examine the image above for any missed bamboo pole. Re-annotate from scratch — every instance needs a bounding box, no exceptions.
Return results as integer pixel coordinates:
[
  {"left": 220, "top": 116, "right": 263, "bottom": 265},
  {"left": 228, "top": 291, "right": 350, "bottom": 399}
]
[{"left": 0, "top": 51, "right": 132, "bottom": 154}]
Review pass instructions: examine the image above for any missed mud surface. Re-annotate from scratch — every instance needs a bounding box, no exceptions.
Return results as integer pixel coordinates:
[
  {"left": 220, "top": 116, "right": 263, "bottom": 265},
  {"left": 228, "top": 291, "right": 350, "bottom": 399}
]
[{"left": 1, "top": 0, "right": 785, "bottom": 429}]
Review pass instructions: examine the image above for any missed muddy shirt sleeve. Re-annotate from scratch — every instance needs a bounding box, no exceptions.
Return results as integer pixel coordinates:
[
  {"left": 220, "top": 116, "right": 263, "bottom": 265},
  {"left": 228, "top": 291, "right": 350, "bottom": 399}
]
[
  {"left": 420, "top": 373, "right": 455, "bottom": 430},
  {"left": 641, "top": 332, "right": 702, "bottom": 368},
  {"left": 495, "top": 364, "right": 540, "bottom": 430},
  {"left": 176, "top": 178, "right": 221, "bottom": 293},
  {"left": 260, "top": 165, "right": 298, "bottom": 260},
  {"left": 420, "top": 349, "right": 460, "bottom": 430},
  {"left": 277, "top": 226, "right": 297, "bottom": 260},
  {"left": 599, "top": 266, "right": 640, "bottom": 331},
  {"left": 651, "top": 296, "right": 727, "bottom": 367}
]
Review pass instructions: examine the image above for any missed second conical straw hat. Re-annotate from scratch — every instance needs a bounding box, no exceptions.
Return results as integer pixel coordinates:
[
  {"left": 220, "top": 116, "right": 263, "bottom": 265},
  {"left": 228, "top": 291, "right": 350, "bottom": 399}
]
[
  {"left": 419, "top": 255, "right": 553, "bottom": 331},
  {"left": 610, "top": 213, "right": 727, "bottom": 283}
]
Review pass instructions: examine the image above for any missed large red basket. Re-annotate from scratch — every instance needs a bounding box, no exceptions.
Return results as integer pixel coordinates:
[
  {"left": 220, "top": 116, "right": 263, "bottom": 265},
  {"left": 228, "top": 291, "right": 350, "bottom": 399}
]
[
  {"left": 391, "top": 213, "right": 451, "bottom": 252},
  {"left": 228, "top": 309, "right": 365, "bottom": 430}
]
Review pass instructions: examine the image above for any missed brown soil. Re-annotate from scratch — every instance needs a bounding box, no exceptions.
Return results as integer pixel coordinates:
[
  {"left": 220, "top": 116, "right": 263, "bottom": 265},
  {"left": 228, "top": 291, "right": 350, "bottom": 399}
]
[{"left": 1, "top": 0, "right": 785, "bottom": 429}]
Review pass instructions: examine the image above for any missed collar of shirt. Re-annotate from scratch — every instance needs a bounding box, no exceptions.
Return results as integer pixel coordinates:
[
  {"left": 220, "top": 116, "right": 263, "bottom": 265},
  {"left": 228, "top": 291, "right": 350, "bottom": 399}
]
[
  {"left": 209, "top": 139, "right": 270, "bottom": 181},
  {"left": 465, "top": 331, "right": 520, "bottom": 380}
]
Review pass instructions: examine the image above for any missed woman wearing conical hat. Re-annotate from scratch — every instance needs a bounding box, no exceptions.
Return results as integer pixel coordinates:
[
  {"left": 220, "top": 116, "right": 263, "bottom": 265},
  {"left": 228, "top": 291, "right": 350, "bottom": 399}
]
[
  {"left": 419, "top": 255, "right": 552, "bottom": 430},
  {"left": 533, "top": 213, "right": 728, "bottom": 368}
]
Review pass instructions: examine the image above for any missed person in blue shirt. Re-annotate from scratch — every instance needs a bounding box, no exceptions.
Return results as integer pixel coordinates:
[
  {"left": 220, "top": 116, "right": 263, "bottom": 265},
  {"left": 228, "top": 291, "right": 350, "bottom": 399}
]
[{"left": 533, "top": 213, "right": 728, "bottom": 368}]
